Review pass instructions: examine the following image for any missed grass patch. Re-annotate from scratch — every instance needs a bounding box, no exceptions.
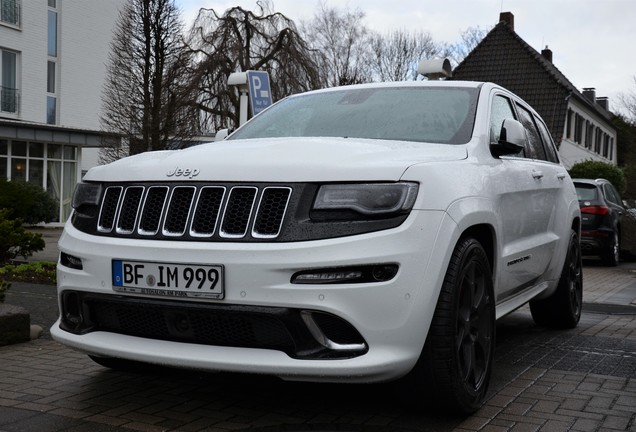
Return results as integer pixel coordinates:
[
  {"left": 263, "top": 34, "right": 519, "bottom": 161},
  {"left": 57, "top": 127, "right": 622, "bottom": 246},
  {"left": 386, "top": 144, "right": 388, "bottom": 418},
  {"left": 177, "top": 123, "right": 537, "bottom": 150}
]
[{"left": 0, "top": 261, "right": 56, "bottom": 286}]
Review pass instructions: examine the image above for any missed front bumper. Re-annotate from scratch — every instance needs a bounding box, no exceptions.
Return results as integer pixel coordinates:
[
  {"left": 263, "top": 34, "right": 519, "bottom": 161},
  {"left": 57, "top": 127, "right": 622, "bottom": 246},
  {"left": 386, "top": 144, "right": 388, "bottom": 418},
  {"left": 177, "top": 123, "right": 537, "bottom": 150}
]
[{"left": 51, "top": 209, "right": 457, "bottom": 382}]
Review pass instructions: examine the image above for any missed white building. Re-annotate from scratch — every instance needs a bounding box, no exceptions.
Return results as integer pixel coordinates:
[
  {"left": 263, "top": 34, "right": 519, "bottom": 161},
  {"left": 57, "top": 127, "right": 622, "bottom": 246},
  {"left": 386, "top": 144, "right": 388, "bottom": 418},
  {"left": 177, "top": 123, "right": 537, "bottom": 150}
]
[{"left": 0, "top": 0, "right": 124, "bottom": 224}]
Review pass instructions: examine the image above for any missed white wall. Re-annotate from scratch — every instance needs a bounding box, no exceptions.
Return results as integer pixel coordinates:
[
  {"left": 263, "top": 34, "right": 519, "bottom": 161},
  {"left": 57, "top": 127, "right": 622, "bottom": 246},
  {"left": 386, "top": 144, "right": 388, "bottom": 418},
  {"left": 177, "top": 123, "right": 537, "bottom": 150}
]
[
  {"left": 58, "top": 0, "right": 126, "bottom": 130},
  {"left": 0, "top": 1, "right": 48, "bottom": 122},
  {"left": 0, "top": 0, "right": 125, "bottom": 128}
]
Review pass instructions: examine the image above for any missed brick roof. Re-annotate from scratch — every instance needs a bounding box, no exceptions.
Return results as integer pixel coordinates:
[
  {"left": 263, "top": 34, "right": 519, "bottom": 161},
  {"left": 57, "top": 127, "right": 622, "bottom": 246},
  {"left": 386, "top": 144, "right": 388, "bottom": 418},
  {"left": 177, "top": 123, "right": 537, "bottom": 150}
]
[{"left": 452, "top": 19, "right": 614, "bottom": 144}]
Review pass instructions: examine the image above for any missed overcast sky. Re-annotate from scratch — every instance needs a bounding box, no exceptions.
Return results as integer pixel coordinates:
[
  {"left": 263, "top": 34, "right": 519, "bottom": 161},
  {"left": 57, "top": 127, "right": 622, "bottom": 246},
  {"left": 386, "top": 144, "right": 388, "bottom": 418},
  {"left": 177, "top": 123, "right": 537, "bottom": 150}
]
[{"left": 176, "top": 0, "right": 636, "bottom": 114}]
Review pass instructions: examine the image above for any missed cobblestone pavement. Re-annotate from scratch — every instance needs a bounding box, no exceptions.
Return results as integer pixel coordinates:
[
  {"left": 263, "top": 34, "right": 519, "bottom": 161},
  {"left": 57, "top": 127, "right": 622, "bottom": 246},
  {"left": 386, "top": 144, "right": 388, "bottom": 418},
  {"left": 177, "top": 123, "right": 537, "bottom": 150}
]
[{"left": 1, "top": 260, "right": 636, "bottom": 432}]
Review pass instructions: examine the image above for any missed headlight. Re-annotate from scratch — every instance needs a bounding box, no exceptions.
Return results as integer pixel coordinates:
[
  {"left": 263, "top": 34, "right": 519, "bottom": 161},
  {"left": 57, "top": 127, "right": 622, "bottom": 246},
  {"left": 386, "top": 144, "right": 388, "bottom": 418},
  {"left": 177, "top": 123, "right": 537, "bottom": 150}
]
[
  {"left": 313, "top": 182, "right": 418, "bottom": 215},
  {"left": 72, "top": 182, "right": 102, "bottom": 209}
]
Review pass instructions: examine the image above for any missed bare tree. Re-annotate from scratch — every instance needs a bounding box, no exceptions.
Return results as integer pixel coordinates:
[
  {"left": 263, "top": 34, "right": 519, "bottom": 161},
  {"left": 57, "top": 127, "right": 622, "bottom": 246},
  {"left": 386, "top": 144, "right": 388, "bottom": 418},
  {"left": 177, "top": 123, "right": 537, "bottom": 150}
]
[
  {"left": 449, "top": 26, "right": 490, "bottom": 66},
  {"left": 184, "top": 1, "right": 320, "bottom": 132},
  {"left": 369, "top": 29, "right": 446, "bottom": 82},
  {"left": 619, "top": 77, "right": 636, "bottom": 124},
  {"left": 301, "top": 2, "right": 372, "bottom": 87},
  {"left": 100, "top": 0, "right": 197, "bottom": 162}
]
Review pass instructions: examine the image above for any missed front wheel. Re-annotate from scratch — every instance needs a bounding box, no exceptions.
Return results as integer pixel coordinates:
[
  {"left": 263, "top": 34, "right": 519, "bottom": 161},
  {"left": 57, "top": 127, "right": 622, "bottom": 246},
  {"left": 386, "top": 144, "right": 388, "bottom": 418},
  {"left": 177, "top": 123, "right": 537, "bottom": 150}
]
[
  {"left": 530, "top": 229, "right": 583, "bottom": 329},
  {"left": 409, "top": 237, "right": 495, "bottom": 414}
]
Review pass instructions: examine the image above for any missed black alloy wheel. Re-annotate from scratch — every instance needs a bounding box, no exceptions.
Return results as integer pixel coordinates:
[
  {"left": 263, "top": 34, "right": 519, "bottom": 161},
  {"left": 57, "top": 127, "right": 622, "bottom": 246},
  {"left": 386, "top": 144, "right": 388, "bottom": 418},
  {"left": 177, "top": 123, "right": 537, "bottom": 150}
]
[{"left": 412, "top": 237, "right": 495, "bottom": 414}]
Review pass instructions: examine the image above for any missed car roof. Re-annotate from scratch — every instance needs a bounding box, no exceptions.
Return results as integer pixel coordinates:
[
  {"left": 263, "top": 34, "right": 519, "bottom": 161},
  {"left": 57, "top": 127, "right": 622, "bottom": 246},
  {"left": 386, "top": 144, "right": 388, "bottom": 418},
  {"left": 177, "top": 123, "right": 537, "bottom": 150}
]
[
  {"left": 288, "top": 80, "right": 488, "bottom": 98},
  {"left": 572, "top": 178, "right": 610, "bottom": 187}
]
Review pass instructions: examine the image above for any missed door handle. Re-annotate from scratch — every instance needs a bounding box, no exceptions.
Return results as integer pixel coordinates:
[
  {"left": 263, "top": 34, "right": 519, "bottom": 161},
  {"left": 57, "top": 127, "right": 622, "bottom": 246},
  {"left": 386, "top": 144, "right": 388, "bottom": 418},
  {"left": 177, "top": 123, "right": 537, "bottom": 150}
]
[
  {"left": 557, "top": 173, "right": 567, "bottom": 180},
  {"left": 532, "top": 170, "right": 544, "bottom": 179}
]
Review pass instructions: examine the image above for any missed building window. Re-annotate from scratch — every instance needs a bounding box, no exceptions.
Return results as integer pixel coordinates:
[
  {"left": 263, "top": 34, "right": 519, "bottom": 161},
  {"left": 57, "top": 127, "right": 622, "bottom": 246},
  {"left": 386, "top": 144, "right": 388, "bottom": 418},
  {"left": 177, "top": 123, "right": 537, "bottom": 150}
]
[
  {"left": 574, "top": 114, "right": 583, "bottom": 144},
  {"left": 48, "top": 10, "right": 58, "bottom": 57},
  {"left": 47, "top": 96, "right": 57, "bottom": 124},
  {"left": 0, "top": 0, "right": 20, "bottom": 26},
  {"left": 585, "top": 122, "right": 594, "bottom": 149},
  {"left": 48, "top": 0, "right": 56, "bottom": 7},
  {"left": 566, "top": 109, "right": 573, "bottom": 140},
  {"left": 1, "top": 139, "right": 79, "bottom": 223},
  {"left": 1, "top": 49, "right": 18, "bottom": 113},
  {"left": 47, "top": 61, "right": 56, "bottom": 93},
  {"left": 47, "top": 144, "right": 77, "bottom": 222},
  {"left": 0, "top": 139, "right": 7, "bottom": 179}
]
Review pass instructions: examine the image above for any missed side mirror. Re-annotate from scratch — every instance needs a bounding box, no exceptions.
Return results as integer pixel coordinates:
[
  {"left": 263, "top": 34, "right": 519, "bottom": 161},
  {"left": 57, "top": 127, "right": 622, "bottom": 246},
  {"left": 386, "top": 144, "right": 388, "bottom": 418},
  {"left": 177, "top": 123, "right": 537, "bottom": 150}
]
[{"left": 491, "top": 118, "right": 526, "bottom": 157}]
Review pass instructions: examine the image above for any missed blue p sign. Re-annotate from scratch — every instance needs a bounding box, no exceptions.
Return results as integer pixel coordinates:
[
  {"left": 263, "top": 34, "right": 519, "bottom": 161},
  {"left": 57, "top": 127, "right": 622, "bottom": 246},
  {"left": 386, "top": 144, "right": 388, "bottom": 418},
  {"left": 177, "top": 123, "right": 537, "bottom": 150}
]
[{"left": 247, "top": 70, "right": 273, "bottom": 116}]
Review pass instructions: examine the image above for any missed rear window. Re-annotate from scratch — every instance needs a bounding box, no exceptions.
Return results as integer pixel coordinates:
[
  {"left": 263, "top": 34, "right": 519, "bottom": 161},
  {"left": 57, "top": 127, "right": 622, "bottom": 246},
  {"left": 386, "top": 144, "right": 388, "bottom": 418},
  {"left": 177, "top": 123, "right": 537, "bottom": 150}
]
[
  {"left": 575, "top": 184, "right": 598, "bottom": 201},
  {"left": 230, "top": 86, "right": 479, "bottom": 144}
]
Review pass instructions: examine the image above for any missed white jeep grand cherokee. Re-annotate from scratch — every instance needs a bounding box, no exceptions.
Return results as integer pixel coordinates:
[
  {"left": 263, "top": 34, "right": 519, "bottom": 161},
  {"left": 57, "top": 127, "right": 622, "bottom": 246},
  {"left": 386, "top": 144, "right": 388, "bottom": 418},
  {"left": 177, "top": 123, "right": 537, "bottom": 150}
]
[{"left": 52, "top": 80, "right": 581, "bottom": 413}]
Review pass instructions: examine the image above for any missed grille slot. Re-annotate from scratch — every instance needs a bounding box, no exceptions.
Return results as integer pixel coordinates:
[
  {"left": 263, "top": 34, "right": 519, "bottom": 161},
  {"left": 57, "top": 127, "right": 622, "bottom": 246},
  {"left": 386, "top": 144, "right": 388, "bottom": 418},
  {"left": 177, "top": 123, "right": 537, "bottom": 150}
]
[
  {"left": 220, "top": 187, "right": 258, "bottom": 238},
  {"left": 98, "top": 186, "right": 123, "bottom": 232},
  {"left": 253, "top": 187, "right": 292, "bottom": 238},
  {"left": 116, "top": 186, "right": 144, "bottom": 234},
  {"left": 95, "top": 184, "right": 291, "bottom": 240},
  {"left": 190, "top": 186, "right": 225, "bottom": 237},
  {"left": 163, "top": 187, "right": 196, "bottom": 236},
  {"left": 139, "top": 186, "right": 169, "bottom": 235}
]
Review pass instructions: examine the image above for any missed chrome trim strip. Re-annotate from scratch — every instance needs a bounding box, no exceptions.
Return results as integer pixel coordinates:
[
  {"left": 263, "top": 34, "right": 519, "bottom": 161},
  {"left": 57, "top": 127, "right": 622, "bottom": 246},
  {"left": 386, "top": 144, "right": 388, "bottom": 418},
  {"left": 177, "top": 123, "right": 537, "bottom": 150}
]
[{"left": 300, "top": 311, "right": 367, "bottom": 352}]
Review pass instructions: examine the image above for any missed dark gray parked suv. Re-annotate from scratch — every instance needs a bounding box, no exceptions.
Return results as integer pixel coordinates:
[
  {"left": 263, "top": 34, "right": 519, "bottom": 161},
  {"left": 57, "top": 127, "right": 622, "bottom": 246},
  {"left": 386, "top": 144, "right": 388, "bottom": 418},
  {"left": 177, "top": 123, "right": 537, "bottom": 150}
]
[{"left": 574, "top": 178, "right": 625, "bottom": 266}]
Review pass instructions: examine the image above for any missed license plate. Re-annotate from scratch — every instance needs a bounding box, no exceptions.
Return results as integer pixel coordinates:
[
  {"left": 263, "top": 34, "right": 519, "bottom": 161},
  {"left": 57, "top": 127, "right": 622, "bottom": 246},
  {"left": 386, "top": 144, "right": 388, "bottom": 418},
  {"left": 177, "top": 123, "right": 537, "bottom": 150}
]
[{"left": 112, "top": 260, "right": 224, "bottom": 299}]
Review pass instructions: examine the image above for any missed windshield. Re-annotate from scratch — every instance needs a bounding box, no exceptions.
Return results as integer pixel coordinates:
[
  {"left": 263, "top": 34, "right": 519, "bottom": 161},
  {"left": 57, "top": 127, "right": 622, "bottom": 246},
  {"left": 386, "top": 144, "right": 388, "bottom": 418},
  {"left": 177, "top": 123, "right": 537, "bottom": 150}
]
[{"left": 229, "top": 86, "right": 478, "bottom": 144}]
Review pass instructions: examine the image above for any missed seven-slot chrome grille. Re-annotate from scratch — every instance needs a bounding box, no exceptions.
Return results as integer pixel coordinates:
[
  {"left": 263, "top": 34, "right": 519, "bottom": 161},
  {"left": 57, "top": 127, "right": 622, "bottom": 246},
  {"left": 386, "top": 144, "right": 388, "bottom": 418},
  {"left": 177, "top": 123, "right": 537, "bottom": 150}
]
[{"left": 96, "top": 184, "right": 292, "bottom": 240}]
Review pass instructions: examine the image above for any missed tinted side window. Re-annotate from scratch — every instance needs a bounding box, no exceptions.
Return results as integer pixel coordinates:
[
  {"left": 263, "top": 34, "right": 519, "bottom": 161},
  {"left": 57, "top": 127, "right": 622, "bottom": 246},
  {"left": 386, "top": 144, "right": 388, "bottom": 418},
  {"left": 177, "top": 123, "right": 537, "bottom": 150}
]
[
  {"left": 516, "top": 103, "right": 547, "bottom": 161},
  {"left": 535, "top": 117, "right": 559, "bottom": 163},
  {"left": 490, "top": 95, "right": 516, "bottom": 144},
  {"left": 604, "top": 184, "right": 622, "bottom": 206}
]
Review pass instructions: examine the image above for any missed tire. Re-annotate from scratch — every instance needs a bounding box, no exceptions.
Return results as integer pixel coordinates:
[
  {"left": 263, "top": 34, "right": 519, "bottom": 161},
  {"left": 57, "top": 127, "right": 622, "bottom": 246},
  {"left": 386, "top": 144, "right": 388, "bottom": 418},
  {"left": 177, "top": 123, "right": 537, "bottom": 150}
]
[
  {"left": 530, "top": 230, "right": 583, "bottom": 329},
  {"left": 409, "top": 237, "right": 495, "bottom": 414},
  {"left": 601, "top": 229, "right": 620, "bottom": 267}
]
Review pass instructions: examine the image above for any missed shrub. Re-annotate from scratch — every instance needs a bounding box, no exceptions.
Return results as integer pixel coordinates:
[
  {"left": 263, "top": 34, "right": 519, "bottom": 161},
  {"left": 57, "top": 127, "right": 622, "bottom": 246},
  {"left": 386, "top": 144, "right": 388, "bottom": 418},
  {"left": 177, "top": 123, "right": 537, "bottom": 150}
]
[
  {"left": 0, "top": 280, "right": 10, "bottom": 303},
  {"left": 0, "top": 209, "right": 46, "bottom": 265},
  {"left": 0, "top": 179, "right": 58, "bottom": 224},
  {"left": 568, "top": 160, "right": 626, "bottom": 195}
]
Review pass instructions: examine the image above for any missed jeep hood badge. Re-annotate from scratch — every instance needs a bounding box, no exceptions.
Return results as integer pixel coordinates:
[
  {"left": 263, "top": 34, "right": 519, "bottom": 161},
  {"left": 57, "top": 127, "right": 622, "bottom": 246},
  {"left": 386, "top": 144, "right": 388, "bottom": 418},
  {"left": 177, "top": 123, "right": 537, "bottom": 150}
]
[{"left": 167, "top": 167, "right": 200, "bottom": 179}]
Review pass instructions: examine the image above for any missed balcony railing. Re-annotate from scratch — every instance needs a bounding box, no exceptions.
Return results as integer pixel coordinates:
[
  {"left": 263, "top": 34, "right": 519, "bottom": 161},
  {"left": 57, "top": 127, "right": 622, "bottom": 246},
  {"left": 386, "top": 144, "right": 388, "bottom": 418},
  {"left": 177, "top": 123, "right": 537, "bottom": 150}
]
[
  {"left": 0, "top": 86, "right": 19, "bottom": 113},
  {"left": 0, "top": 0, "right": 20, "bottom": 26}
]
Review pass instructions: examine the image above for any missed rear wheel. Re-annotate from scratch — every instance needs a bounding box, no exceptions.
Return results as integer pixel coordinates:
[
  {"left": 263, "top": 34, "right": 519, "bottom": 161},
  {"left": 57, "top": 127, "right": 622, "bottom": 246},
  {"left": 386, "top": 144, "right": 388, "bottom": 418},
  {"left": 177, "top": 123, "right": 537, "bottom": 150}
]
[
  {"left": 530, "top": 230, "right": 582, "bottom": 329},
  {"left": 601, "top": 229, "right": 620, "bottom": 267},
  {"left": 410, "top": 237, "right": 495, "bottom": 414}
]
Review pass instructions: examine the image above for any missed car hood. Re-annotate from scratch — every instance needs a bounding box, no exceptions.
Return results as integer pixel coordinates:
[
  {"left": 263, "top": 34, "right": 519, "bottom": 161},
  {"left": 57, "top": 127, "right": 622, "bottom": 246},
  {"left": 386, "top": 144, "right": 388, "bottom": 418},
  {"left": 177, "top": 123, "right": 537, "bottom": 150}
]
[{"left": 84, "top": 137, "right": 468, "bottom": 183}]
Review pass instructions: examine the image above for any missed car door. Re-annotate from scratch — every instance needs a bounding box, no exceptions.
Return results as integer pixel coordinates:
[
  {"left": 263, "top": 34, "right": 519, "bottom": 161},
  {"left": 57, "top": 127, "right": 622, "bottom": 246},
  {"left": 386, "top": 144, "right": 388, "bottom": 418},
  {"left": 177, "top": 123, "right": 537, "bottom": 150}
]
[{"left": 488, "top": 93, "right": 563, "bottom": 302}]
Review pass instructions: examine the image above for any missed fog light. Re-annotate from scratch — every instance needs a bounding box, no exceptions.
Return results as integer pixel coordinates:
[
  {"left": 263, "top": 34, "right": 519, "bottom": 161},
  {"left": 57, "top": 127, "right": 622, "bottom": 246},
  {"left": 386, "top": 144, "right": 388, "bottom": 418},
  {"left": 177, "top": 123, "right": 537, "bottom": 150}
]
[
  {"left": 61, "top": 252, "right": 83, "bottom": 270},
  {"left": 291, "top": 264, "right": 398, "bottom": 284}
]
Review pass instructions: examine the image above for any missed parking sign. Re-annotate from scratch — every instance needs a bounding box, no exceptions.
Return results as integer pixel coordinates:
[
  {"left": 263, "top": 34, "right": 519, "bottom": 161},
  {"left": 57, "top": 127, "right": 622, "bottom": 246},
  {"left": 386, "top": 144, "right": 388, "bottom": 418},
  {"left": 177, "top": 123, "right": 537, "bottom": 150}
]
[{"left": 246, "top": 70, "right": 273, "bottom": 116}]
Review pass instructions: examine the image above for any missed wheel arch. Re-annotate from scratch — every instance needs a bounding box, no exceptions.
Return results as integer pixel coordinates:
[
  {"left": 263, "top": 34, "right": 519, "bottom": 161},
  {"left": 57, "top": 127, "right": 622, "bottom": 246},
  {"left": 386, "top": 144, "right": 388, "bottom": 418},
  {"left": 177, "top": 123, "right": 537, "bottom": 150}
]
[{"left": 459, "top": 223, "right": 496, "bottom": 273}]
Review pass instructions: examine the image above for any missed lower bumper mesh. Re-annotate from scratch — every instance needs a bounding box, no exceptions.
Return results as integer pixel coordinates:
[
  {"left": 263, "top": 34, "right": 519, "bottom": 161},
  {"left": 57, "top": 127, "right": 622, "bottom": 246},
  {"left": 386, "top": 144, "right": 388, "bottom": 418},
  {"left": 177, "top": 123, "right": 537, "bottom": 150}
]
[{"left": 59, "top": 292, "right": 367, "bottom": 360}]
